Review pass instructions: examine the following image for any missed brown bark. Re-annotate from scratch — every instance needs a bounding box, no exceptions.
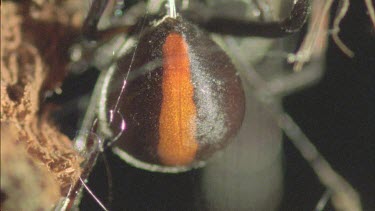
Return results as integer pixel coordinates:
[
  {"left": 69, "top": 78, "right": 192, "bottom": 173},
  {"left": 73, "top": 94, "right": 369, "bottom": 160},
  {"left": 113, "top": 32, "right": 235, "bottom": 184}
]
[{"left": 1, "top": 1, "right": 83, "bottom": 210}]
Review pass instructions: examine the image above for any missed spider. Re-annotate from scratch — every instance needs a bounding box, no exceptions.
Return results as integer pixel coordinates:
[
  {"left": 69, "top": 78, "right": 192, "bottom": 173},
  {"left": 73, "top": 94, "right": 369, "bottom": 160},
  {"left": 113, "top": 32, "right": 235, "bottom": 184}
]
[
  {"left": 57, "top": 0, "right": 346, "bottom": 210},
  {"left": 73, "top": 0, "right": 310, "bottom": 169}
]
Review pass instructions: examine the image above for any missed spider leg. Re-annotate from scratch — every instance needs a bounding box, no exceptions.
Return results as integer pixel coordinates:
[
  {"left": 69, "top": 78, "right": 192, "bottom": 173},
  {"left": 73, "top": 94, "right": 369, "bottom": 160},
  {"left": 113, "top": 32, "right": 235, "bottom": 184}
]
[
  {"left": 187, "top": 0, "right": 311, "bottom": 38},
  {"left": 82, "top": 0, "right": 109, "bottom": 40},
  {"left": 83, "top": 0, "right": 132, "bottom": 41}
]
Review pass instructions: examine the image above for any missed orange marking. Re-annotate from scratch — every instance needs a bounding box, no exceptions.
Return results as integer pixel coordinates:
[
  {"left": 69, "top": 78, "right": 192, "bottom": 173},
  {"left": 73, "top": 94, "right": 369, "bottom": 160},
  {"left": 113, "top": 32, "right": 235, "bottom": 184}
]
[{"left": 158, "top": 33, "right": 198, "bottom": 166}]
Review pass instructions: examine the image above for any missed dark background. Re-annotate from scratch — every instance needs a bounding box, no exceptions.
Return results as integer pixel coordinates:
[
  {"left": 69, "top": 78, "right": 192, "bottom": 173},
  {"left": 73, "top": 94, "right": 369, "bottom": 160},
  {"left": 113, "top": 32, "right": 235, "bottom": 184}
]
[
  {"left": 282, "top": 1, "right": 375, "bottom": 210},
  {"left": 52, "top": 1, "right": 374, "bottom": 210}
]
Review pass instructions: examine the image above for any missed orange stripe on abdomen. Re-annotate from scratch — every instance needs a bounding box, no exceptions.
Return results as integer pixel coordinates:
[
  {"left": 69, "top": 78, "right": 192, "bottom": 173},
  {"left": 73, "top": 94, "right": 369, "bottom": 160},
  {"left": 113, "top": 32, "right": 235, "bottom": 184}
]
[{"left": 158, "top": 33, "right": 198, "bottom": 166}]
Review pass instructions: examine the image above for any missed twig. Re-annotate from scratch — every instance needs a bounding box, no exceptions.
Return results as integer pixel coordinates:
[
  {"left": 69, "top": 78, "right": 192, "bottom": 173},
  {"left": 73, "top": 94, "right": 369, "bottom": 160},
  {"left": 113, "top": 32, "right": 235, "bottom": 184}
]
[
  {"left": 364, "top": 0, "right": 375, "bottom": 28},
  {"left": 315, "top": 189, "right": 332, "bottom": 211},
  {"left": 278, "top": 114, "right": 362, "bottom": 211},
  {"left": 289, "top": 0, "right": 332, "bottom": 71},
  {"left": 332, "top": 0, "right": 354, "bottom": 58}
]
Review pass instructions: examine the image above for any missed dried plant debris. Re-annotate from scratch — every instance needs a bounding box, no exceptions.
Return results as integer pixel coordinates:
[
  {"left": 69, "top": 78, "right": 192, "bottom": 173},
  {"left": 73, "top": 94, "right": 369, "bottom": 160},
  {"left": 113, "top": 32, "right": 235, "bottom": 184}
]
[
  {"left": 1, "top": 122, "right": 61, "bottom": 211},
  {"left": 1, "top": 1, "right": 83, "bottom": 210},
  {"left": 290, "top": 0, "right": 375, "bottom": 71}
]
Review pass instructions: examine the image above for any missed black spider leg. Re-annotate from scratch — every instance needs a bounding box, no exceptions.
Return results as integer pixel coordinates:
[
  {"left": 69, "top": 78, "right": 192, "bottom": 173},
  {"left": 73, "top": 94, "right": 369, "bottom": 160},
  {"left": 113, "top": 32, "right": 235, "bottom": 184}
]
[
  {"left": 83, "top": 0, "right": 134, "bottom": 41},
  {"left": 77, "top": 1, "right": 113, "bottom": 209},
  {"left": 189, "top": 0, "right": 311, "bottom": 38},
  {"left": 82, "top": 0, "right": 109, "bottom": 40}
]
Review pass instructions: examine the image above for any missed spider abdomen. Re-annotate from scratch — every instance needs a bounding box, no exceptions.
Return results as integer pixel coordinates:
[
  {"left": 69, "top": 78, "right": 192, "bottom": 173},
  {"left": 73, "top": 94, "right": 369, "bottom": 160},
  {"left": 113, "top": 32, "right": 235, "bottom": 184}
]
[{"left": 103, "top": 17, "right": 245, "bottom": 172}]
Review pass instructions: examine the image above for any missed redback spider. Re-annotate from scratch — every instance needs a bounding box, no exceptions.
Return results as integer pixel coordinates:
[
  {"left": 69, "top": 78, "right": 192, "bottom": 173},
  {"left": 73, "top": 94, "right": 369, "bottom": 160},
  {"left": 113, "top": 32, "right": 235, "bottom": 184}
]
[
  {"left": 58, "top": 0, "right": 359, "bottom": 210},
  {"left": 73, "top": 0, "right": 310, "bottom": 171}
]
